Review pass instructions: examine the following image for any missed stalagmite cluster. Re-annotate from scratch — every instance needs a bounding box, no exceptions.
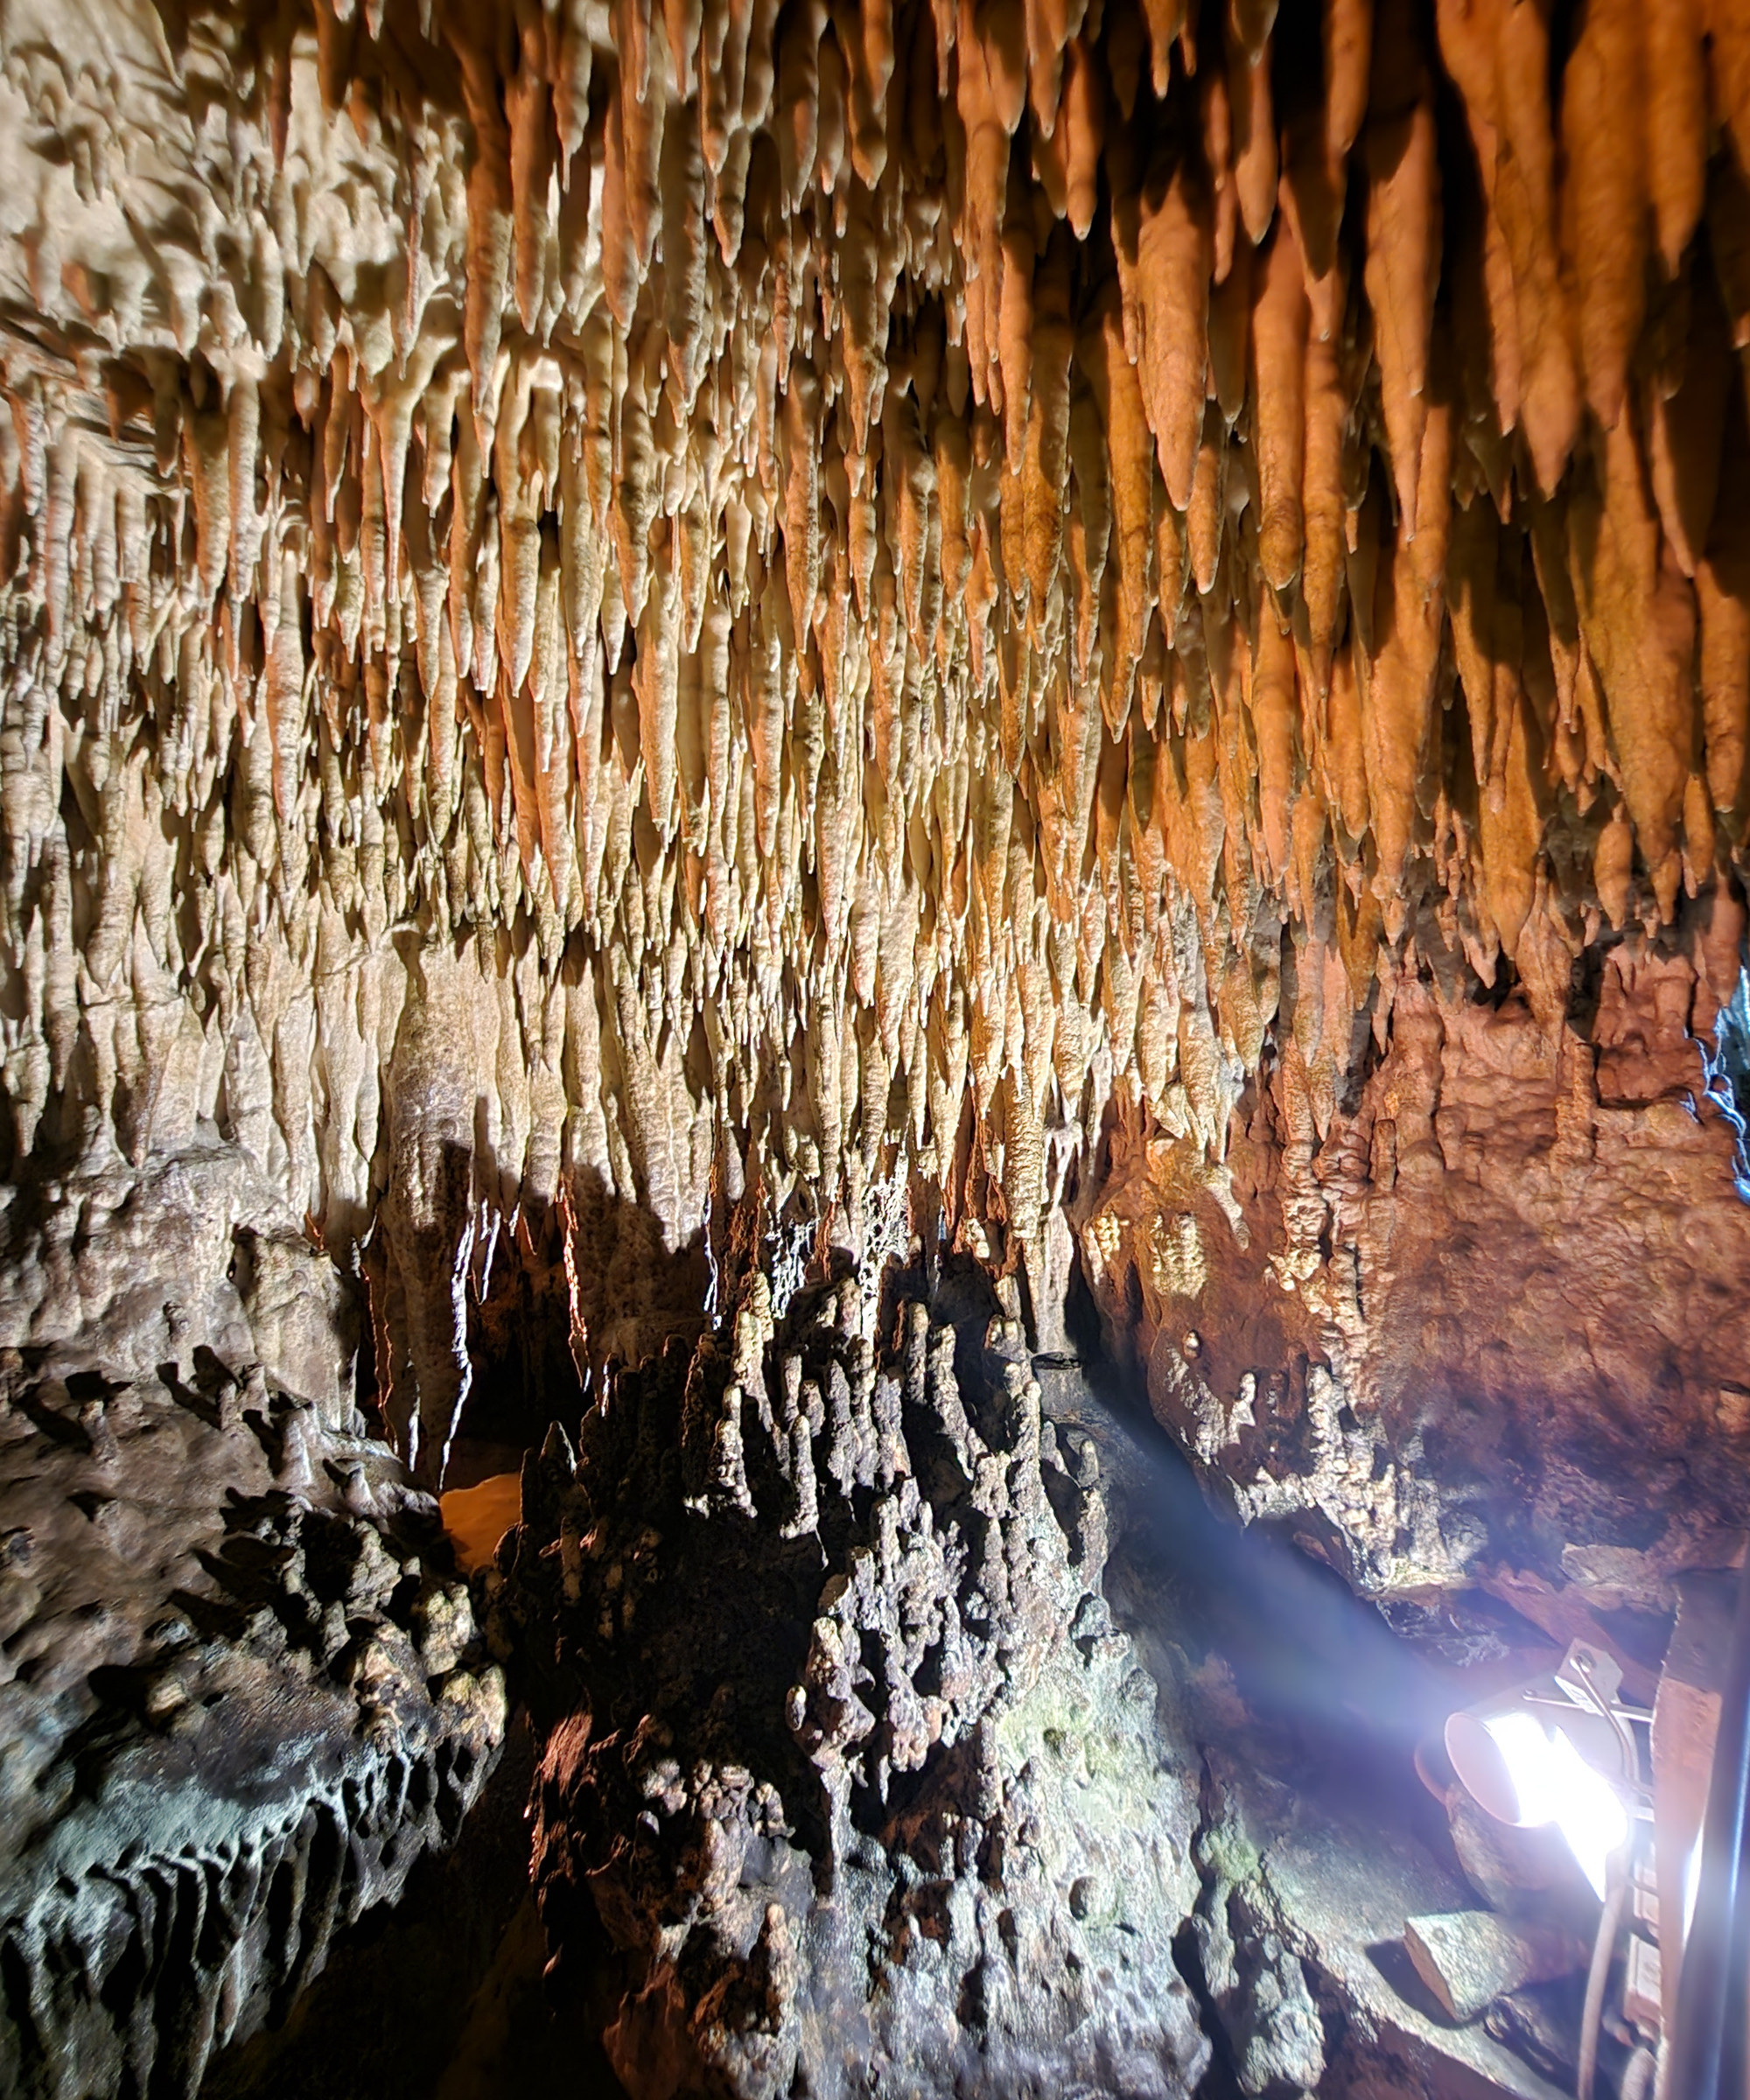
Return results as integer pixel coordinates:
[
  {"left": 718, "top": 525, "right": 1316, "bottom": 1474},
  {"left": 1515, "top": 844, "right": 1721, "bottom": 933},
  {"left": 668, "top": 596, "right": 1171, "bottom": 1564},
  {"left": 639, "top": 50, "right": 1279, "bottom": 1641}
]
[
  {"left": 4, "top": 0, "right": 1749, "bottom": 1476},
  {"left": 489, "top": 1273, "right": 1208, "bottom": 2098}
]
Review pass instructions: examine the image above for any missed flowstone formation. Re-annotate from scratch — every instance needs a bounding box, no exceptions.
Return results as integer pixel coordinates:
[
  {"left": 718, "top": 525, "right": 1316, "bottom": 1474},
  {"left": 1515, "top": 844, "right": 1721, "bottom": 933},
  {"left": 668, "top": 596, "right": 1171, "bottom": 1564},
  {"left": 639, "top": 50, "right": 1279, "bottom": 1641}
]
[
  {"left": 0, "top": 1135, "right": 508, "bottom": 2100},
  {"left": 486, "top": 1272, "right": 1208, "bottom": 2098},
  {"left": 1078, "top": 893, "right": 1750, "bottom": 1654}
]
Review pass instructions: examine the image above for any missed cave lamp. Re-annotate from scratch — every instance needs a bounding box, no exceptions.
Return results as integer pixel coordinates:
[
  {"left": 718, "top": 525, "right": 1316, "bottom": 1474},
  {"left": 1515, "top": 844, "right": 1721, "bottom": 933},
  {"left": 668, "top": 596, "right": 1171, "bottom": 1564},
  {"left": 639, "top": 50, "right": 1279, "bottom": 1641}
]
[{"left": 1445, "top": 1642, "right": 1643, "bottom": 1899}]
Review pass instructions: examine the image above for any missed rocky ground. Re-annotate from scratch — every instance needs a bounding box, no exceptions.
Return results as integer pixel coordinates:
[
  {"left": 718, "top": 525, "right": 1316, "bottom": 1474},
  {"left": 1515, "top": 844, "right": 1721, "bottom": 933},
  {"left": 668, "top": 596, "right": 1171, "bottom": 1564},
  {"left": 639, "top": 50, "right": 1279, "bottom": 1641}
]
[
  {"left": 0, "top": 1139, "right": 507, "bottom": 2100},
  {"left": 1046, "top": 1352, "right": 1605, "bottom": 2100},
  {"left": 0, "top": 1137, "right": 1668, "bottom": 2100}
]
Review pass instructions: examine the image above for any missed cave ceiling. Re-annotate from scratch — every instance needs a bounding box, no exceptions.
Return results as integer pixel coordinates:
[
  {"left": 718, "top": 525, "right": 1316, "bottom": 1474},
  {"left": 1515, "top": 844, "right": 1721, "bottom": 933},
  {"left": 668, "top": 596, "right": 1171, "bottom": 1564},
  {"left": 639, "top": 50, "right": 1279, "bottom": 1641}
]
[{"left": 0, "top": 0, "right": 1748, "bottom": 1497}]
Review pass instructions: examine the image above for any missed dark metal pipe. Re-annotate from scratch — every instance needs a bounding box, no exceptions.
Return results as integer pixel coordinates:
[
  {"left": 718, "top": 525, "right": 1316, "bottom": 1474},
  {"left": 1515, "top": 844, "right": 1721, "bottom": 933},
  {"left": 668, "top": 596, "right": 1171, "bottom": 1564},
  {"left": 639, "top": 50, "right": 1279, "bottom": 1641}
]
[
  {"left": 1580, "top": 1880, "right": 1629, "bottom": 2100},
  {"left": 1667, "top": 1552, "right": 1750, "bottom": 2100}
]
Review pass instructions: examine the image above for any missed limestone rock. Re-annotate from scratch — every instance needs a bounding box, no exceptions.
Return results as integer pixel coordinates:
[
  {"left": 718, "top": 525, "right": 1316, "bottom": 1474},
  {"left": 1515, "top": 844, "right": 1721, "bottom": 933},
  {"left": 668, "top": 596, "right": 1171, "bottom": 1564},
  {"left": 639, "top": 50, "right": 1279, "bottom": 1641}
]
[
  {"left": 0, "top": 1143, "right": 507, "bottom": 2100},
  {"left": 0, "top": 0, "right": 1744, "bottom": 2087},
  {"left": 487, "top": 1273, "right": 1208, "bottom": 2098},
  {"left": 1404, "top": 1911, "right": 1587, "bottom": 2025}
]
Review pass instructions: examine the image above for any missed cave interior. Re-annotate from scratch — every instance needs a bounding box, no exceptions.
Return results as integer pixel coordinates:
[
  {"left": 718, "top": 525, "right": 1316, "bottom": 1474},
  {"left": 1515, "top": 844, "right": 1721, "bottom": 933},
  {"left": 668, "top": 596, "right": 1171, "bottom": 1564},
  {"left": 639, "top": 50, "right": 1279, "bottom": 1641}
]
[{"left": 1, "top": 0, "right": 1749, "bottom": 2093}]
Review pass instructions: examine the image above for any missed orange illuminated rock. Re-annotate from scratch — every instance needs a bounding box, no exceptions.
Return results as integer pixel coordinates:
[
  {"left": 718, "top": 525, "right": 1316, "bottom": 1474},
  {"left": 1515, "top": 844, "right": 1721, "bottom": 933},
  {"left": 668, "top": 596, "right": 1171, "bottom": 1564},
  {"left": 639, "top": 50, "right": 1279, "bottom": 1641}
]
[
  {"left": 0, "top": 0, "right": 1742, "bottom": 1502},
  {"left": 441, "top": 1471, "right": 525, "bottom": 1574}
]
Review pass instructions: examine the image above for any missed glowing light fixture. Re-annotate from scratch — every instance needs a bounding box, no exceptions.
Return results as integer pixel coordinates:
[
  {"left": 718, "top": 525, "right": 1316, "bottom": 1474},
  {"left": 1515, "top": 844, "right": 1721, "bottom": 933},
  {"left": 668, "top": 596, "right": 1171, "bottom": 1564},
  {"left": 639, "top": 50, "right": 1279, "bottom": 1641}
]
[
  {"left": 1443, "top": 1642, "right": 1642, "bottom": 1900},
  {"left": 1433, "top": 1642, "right": 1654, "bottom": 2100},
  {"left": 1452, "top": 1708, "right": 1630, "bottom": 1897}
]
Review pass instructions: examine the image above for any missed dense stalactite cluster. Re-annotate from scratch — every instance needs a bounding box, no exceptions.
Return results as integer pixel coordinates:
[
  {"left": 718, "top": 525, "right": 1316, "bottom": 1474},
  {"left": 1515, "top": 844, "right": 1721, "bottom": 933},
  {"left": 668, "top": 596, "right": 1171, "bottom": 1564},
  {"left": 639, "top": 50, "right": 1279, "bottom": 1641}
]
[{"left": 4, "top": 0, "right": 1749, "bottom": 1473}]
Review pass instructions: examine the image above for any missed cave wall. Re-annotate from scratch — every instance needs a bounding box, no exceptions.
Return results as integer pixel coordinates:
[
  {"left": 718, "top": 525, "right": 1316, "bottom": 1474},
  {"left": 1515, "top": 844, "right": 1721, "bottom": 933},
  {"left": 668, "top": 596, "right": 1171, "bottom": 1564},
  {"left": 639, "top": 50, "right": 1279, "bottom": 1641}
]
[
  {"left": 487, "top": 1272, "right": 1212, "bottom": 2100},
  {"left": 0, "top": 1126, "right": 508, "bottom": 2100},
  {"left": 1081, "top": 886, "right": 1750, "bottom": 1657}
]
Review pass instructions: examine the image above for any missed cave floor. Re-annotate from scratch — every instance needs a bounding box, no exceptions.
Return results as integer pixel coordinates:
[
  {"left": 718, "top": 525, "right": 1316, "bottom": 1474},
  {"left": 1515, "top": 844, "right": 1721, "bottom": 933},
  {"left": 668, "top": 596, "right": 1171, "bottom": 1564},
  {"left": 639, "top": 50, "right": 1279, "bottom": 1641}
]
[{"left": 200, "top": 1386, "right": 1583, "bottom": 2100}]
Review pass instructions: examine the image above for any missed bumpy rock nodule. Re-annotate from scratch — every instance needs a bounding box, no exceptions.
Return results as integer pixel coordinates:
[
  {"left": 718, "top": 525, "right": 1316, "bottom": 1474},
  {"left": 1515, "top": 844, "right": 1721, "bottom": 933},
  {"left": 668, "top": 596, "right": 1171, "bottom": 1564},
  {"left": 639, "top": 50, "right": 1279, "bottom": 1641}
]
[{"left": 488, "top": 1272, "right": 1207, "bottom": 2098}]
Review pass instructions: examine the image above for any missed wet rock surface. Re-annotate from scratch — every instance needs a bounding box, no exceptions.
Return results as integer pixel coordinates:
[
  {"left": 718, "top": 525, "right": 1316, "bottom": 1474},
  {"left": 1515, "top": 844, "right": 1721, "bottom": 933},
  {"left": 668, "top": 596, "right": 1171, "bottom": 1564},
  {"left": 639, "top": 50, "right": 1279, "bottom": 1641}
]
[
  {"left": 0, "top": 1144, "right": 508, "bottom": 2100},
  {"left": 0, "top": 1135, "right": 1656, "bottom": 2100},
  {"left": 1183, "top": 1748, "right": 1575, "bottom": 2100},
  {"left": 1080, "top": 914, "right": 1750, "bottom": 1658},
  {"left": 487, "top": 1268, "right": 1208, "bottom": 2099},
  {"left": 3, "top": 0, "right": 1749, "bottom": 1516}
]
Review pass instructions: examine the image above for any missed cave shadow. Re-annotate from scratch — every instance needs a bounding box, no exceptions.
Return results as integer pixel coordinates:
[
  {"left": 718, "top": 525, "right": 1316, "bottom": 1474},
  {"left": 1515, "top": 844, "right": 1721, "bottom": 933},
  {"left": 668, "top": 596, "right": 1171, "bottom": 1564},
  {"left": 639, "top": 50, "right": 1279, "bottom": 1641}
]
[
  {"left": 196, "top": 1716, "right": 630, "bottom": 2100},
  {"left": 361, "top": 1166, "right": 715, "bottom": 1488},
  {"left": 1364, "top": 1936, "right": 1457, "bottom": 2028}
]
